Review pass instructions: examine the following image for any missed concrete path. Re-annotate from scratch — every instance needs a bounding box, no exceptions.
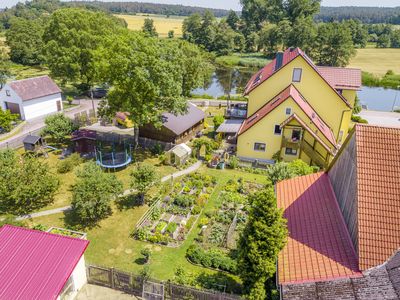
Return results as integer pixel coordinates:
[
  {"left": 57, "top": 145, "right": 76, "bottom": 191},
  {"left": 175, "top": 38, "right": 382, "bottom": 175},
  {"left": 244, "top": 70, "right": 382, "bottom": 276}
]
[
  {"left": 121, "top": 160, "right": 202, "bottom": 196},
  {"left": 0, "top": 99, "right": 99, "bottom": 149},
  {"left": 358, "top": 110, "right": 400, "bottom": 128},
  {"left": 76, "top": 284, "right": 138, "bottom": 300},
  {"left": 18, "top": 161, "right": 202, "bottom": 220}
]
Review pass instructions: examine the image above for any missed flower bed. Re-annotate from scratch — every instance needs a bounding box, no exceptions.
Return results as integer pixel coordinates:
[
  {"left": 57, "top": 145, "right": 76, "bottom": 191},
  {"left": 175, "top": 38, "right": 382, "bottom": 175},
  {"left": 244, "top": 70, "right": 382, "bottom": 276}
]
[{"left": 134, "top": 172, "right": 216, "bottom": 246}]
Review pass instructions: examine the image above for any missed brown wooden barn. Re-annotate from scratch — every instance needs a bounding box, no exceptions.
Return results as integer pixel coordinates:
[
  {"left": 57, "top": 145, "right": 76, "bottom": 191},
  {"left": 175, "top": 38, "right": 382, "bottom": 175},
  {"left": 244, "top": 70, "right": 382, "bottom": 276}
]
[{"left": 139, "top": 103, "right": 205, "bottom": 144}]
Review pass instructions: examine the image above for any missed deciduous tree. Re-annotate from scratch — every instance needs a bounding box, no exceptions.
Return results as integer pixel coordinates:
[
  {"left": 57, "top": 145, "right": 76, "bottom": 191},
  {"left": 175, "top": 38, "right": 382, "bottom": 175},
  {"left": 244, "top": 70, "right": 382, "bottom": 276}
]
[
  {"left": 142, "top": 18, "right": 158, "bottom": 37},
  {"left": 43, "top": 8, "right": 124, "bottom": 89},
  {"left": 71, "top": 162, "right": 123, "bottom": 225},
  {"left": 0, "top": 149, "right": 59, "bottom": 214},
  {"left": 41, "top": 113, "right": 76, "bottom": 143},
  {"left": 6, "top": 17, "right": 44, "bottom": 65},
  {"left": 130, "top": 163, "right": 159, "bottom": 203}
]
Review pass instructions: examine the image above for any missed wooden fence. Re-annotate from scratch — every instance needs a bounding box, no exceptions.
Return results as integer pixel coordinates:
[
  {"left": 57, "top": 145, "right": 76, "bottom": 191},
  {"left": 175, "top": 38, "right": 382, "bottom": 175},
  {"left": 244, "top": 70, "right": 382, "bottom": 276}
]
[{"left": 86, "top": 264, "right": 242, "bottom": 300}]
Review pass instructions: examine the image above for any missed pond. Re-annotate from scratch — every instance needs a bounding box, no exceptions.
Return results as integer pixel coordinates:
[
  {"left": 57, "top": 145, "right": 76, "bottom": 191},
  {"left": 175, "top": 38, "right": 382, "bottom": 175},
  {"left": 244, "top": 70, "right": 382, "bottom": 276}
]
[
  {"left": 192, "top": 66, "right": 400, "bottom": 112},
  {"left": 358, "top": 86, "right": 400, "bottom": 112},
  {"left": 192, "top": 67, "right": 255, "bottom": 97}
]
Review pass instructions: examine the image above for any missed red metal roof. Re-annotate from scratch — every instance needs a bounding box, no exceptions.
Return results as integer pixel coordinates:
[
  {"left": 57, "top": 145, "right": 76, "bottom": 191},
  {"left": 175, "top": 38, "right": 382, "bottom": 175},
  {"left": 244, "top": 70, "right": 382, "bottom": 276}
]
[
  {"left": 0, "top": 225, "right": 89, "bottom": 300},
  {"left": 317, "top": 66, "right": 362, "bottom": 91},
  {"left": 243, "top": 48, "right": 353, "bottom": 108},
  {"left": 277, "top": 173, "right": 361, "bottom": 285},
  {"left": 9, "top": 75, "right": 61, "bottom": 102},
  {"left": 238, "top": 85, "right": 337, "bottom": 147}
]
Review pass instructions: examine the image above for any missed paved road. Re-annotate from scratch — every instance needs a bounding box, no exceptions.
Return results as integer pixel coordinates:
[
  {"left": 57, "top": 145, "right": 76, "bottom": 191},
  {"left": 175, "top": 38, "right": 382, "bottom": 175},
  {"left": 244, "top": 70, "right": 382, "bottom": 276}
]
[
  {"left": 77, "top": 284, "right": 138, "bottom": 300},
  {"left": 18, "top": 161, "right": 202, "bottom": 220},
  {"left": 0, "top": 99, "right": 99, "bottom": 149},
  {"left": 358, "top": 110, "right": 400, "bottom": 128}
]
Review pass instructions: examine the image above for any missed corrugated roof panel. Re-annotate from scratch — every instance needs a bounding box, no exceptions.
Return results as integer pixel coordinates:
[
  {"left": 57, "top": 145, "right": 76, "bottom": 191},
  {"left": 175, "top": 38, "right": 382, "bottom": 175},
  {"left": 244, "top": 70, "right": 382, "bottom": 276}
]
[{"left": 0, "top": 225, "right": 89, "bottom": 300}]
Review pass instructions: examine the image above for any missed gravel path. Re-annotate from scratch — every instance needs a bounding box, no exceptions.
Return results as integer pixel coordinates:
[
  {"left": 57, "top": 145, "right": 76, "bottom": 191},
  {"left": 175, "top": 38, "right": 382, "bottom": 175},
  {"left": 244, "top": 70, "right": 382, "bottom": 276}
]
[{"left": 17, "top": 161, "right": 203, "bottom": 220}]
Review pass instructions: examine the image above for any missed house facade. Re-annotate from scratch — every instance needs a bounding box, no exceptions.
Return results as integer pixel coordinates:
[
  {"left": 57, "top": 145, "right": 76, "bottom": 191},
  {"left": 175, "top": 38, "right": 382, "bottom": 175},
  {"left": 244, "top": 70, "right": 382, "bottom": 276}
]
[
  {"left": 0, "top": 75, "right": 63, "bottom": 120},
  {"left": 237, "top": 47, "right": 361, "bottom": 168},
  {"left": 276, "top": 124, "right": 400, "bottom": 299}
]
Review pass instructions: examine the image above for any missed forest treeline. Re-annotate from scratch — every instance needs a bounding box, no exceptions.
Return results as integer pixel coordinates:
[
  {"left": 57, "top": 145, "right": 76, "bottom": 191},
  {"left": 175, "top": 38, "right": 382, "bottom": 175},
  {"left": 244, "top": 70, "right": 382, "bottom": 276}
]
[{"left": 317, "top": 6, "right": 400, "bottom": 25}]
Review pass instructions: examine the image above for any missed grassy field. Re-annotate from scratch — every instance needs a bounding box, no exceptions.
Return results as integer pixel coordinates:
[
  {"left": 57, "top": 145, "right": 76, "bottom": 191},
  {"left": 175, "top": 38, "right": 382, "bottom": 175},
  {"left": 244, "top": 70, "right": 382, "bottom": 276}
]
[
  {"left": 116, "top": 14, "right": 184, "bottom": 37},
  {"left": 27, "top": 166, "right": 268, "bottom": 288},
  {"left": 349, "top": 48, "right": 400, "bottom": 75}
]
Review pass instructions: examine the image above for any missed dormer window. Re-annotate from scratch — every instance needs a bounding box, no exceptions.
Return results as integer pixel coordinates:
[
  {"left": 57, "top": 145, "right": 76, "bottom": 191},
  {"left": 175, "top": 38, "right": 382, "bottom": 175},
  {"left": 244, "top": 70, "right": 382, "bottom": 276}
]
[
  {"left": 292, "top": 68, "right": 302, "bottom": 82},
  {"left": 6, "top": 90, "right": 10, "bottom": 96}
]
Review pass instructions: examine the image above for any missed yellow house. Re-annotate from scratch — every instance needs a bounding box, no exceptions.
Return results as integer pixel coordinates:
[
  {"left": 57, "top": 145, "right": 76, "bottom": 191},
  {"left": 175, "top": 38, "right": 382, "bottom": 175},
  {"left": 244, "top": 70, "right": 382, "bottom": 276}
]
[{"left": 236, "top": 47, "right": 361, "bottom": 168}]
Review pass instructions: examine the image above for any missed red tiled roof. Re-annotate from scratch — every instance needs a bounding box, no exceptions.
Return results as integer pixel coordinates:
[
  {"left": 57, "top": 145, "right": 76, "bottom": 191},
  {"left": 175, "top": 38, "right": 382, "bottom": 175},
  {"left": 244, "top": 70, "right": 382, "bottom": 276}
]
[
  {"left": 280, "top": 114, "right": 334, "bottom": 154},
  {"left": 317, "top": 66, "right": 361, "bottom": 90},
  {"left": 9, "top": 75, "right": 61, "bottom": 102},
  {"left": 244, "top": 48, "right": 302, "bottom": 95},
  {"left": 277, "top": 173, "right": 361, "bottom": 285},
  {"left": 354, "top": 124, "right": 400, "bottom": 270},
  {"left": 0, "top": 225, "right": 89, "bottom": 300},
  {"left": 243, "top": 48, "right": 352, "bottom": 108},
  {"left": 238, "top": 85, "right": 337, "bottom": 147}
]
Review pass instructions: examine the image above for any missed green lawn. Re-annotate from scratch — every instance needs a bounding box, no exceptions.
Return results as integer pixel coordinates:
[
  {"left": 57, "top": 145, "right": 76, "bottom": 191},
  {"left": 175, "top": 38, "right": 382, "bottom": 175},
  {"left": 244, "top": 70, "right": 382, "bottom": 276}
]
[
  {"left": 20, "top": 149, "right": 176, "bottom": 211},
  {"left": 27, "top": 166, "right": 268, "bottom": 289}
]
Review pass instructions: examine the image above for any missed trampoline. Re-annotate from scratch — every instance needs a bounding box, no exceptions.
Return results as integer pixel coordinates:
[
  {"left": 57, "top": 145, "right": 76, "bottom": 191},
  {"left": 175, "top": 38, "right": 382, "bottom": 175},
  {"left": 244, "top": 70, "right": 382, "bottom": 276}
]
[{"left": 95, "top": 144, "right": 133, "bottom": 169}]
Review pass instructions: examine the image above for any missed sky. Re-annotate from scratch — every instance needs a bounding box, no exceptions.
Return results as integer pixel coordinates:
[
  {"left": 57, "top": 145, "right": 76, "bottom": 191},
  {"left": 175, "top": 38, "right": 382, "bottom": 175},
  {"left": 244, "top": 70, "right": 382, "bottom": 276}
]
[{"left": 1, "top": 0, "right": 400, "bottom": 10}]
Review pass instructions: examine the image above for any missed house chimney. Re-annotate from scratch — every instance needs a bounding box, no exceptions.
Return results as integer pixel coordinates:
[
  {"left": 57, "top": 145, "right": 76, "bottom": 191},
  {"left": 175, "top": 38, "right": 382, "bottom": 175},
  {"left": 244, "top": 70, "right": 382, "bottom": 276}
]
[{"left": 275, "top": 52, "right": 284, "bottom": 71}]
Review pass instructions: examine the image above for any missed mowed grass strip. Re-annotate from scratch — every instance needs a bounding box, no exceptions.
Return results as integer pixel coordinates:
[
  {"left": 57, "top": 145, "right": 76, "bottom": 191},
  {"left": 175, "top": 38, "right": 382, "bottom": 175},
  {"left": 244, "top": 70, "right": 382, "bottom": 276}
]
[
  {"left": 349, "top": 48, "right": 400, "bottom": 75},
  {"left": 116, "top": 14, "right": 184, "bottom": 37}
]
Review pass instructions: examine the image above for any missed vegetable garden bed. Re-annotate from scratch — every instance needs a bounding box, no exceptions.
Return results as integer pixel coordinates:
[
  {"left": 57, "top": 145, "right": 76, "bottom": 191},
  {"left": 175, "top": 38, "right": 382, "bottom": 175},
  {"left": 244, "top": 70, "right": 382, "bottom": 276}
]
[
  {"left": 186, "top": 178, "right": 264, "bottom": 274},
  {"left": 134, "top": 173, "right": 217, "bottom": 246}
]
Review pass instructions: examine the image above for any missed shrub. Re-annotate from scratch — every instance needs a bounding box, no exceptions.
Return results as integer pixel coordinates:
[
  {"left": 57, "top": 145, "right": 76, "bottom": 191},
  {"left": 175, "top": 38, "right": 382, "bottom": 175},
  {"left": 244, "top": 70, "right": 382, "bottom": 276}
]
[
  {"left": 141, "top": 248, "right": 152, "bottom": 263},
  {"left": 57, "top": 153, "right": 83, "bottom": 173},
  {"left": 192, "top": 205, "right": 201, "bottom": 215},
  {"left": 174, "top": 194, "right": 195, "bottom": 208},
  {"left": 186, "top": 245, "right": 237, "bottom": 273},
  {"left": 135, "top": 227, "right": 150, "bottom": 241},
  {"left": 151, "top": 143, "right": 164, "bottom": 155},
  {"left": 351, "top": 115, "right": 368, "bottom": 124},
  {"left": 165, "top": 222, "right": 178, "bottom": 234},
  {"left": 213, "top": 115, "right": 225, "bottom": 131},
  {"left": 228, "top": 155, "right": 239, "bottom": 169}
]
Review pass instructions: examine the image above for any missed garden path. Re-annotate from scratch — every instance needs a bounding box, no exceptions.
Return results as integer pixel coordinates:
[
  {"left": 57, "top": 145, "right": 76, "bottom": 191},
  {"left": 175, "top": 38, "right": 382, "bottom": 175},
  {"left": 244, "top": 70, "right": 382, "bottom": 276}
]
[{"left": 17, "top": 161, "right": 202, "bottom": 221}]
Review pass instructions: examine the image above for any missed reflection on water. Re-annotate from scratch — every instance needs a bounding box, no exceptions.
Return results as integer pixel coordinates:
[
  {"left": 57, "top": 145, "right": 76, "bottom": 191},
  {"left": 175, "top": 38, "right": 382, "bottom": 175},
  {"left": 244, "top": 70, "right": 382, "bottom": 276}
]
[
  {"left": 192, "top": 66, "right": 400, "bottom": 113},
  {"left": 358, "top": 86, "right": 400, "bottom": 112},
  {"left": 192, "top": 67, "right": 255, "bottom": 97}
]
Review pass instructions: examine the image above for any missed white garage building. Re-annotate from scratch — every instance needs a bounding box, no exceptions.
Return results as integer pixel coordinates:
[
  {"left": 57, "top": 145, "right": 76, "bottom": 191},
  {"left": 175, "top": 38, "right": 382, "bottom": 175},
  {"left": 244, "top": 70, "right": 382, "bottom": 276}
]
[{"left": 0, "top": 75, "right": 63, "bottom": 120}]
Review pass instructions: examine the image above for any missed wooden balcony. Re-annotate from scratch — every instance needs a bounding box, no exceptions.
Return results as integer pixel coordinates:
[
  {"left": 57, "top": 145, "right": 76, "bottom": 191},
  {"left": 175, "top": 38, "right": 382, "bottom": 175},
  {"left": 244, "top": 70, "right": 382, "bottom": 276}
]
[{"left": 281, "top": 137, "right": 301, "bottom": 149}]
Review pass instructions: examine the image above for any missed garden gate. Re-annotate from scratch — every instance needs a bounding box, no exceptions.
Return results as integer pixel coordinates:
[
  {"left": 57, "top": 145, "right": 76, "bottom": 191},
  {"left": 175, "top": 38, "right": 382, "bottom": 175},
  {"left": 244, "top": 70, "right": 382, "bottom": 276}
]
[{"left": 143, "top": 281, "right": 165, "bottom": 300}]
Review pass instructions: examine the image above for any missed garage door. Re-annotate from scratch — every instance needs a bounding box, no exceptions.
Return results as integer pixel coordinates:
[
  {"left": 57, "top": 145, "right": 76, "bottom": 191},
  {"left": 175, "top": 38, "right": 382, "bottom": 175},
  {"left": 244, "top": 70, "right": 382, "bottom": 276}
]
[{"left": 5, "top": 102, "right": 21, "bottom": 116}]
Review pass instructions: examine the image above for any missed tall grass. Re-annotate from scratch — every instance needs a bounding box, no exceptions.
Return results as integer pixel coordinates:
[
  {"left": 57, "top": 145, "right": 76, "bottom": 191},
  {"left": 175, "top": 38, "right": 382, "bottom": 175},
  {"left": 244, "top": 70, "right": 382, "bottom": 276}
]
[{"left": 362, "top": 70, "right": 400, "bottom": 89}]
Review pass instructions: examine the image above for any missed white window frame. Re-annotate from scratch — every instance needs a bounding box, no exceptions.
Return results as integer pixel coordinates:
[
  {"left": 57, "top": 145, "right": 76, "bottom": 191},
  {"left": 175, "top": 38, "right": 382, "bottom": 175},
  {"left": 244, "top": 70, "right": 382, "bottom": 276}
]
[
  {"left": 254, "top": 142, "right": 266, "bottom": 152},
  {"left": 285, "top": 107, "right": 292, "bottom": 115},
  {"left": 274, "top": 125, "right": 282, "bottom": 135},
  {"left": 285, "top": 147, "right": 298, "bottom": 156},
  {"left": 292, "top": 68, "right": 302, "bottom": 82}
]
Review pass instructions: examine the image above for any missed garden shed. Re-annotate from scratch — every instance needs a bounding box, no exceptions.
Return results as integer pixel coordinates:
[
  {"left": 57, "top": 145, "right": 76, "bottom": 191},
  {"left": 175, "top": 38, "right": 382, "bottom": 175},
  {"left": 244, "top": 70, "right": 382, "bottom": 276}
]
[
  {"left": 23, "top": 134, "right": 45, "bottom": 152},
  {"left": 166, "top": 143, "right": 192, "bottom": 166}
]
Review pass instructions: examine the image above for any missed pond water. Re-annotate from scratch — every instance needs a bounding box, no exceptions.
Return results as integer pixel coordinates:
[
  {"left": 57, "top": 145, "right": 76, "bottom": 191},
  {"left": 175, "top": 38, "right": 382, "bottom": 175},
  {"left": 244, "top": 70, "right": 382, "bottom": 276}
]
[
  {"left": 357, "top": 86, "right": 400, "bottom": 112},
  {"left": 192, "top": 66, "right": 400, "bottom": 112},
  {"left": 192, "top": 67, "right": 255, "bottom": 97}
]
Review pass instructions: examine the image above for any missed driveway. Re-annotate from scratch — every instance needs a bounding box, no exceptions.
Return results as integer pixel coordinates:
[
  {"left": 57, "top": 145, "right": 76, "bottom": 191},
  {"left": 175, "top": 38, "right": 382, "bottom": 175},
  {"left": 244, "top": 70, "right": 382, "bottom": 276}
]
[
  {"left": 76, "top": 284, "right": 138, "bottom": 300},
  {"left": 0, "top": 99, "right": 99, "bottom": 149},
  {"left": 358, "top": 110, "right": 400, "bottom": 128}
]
